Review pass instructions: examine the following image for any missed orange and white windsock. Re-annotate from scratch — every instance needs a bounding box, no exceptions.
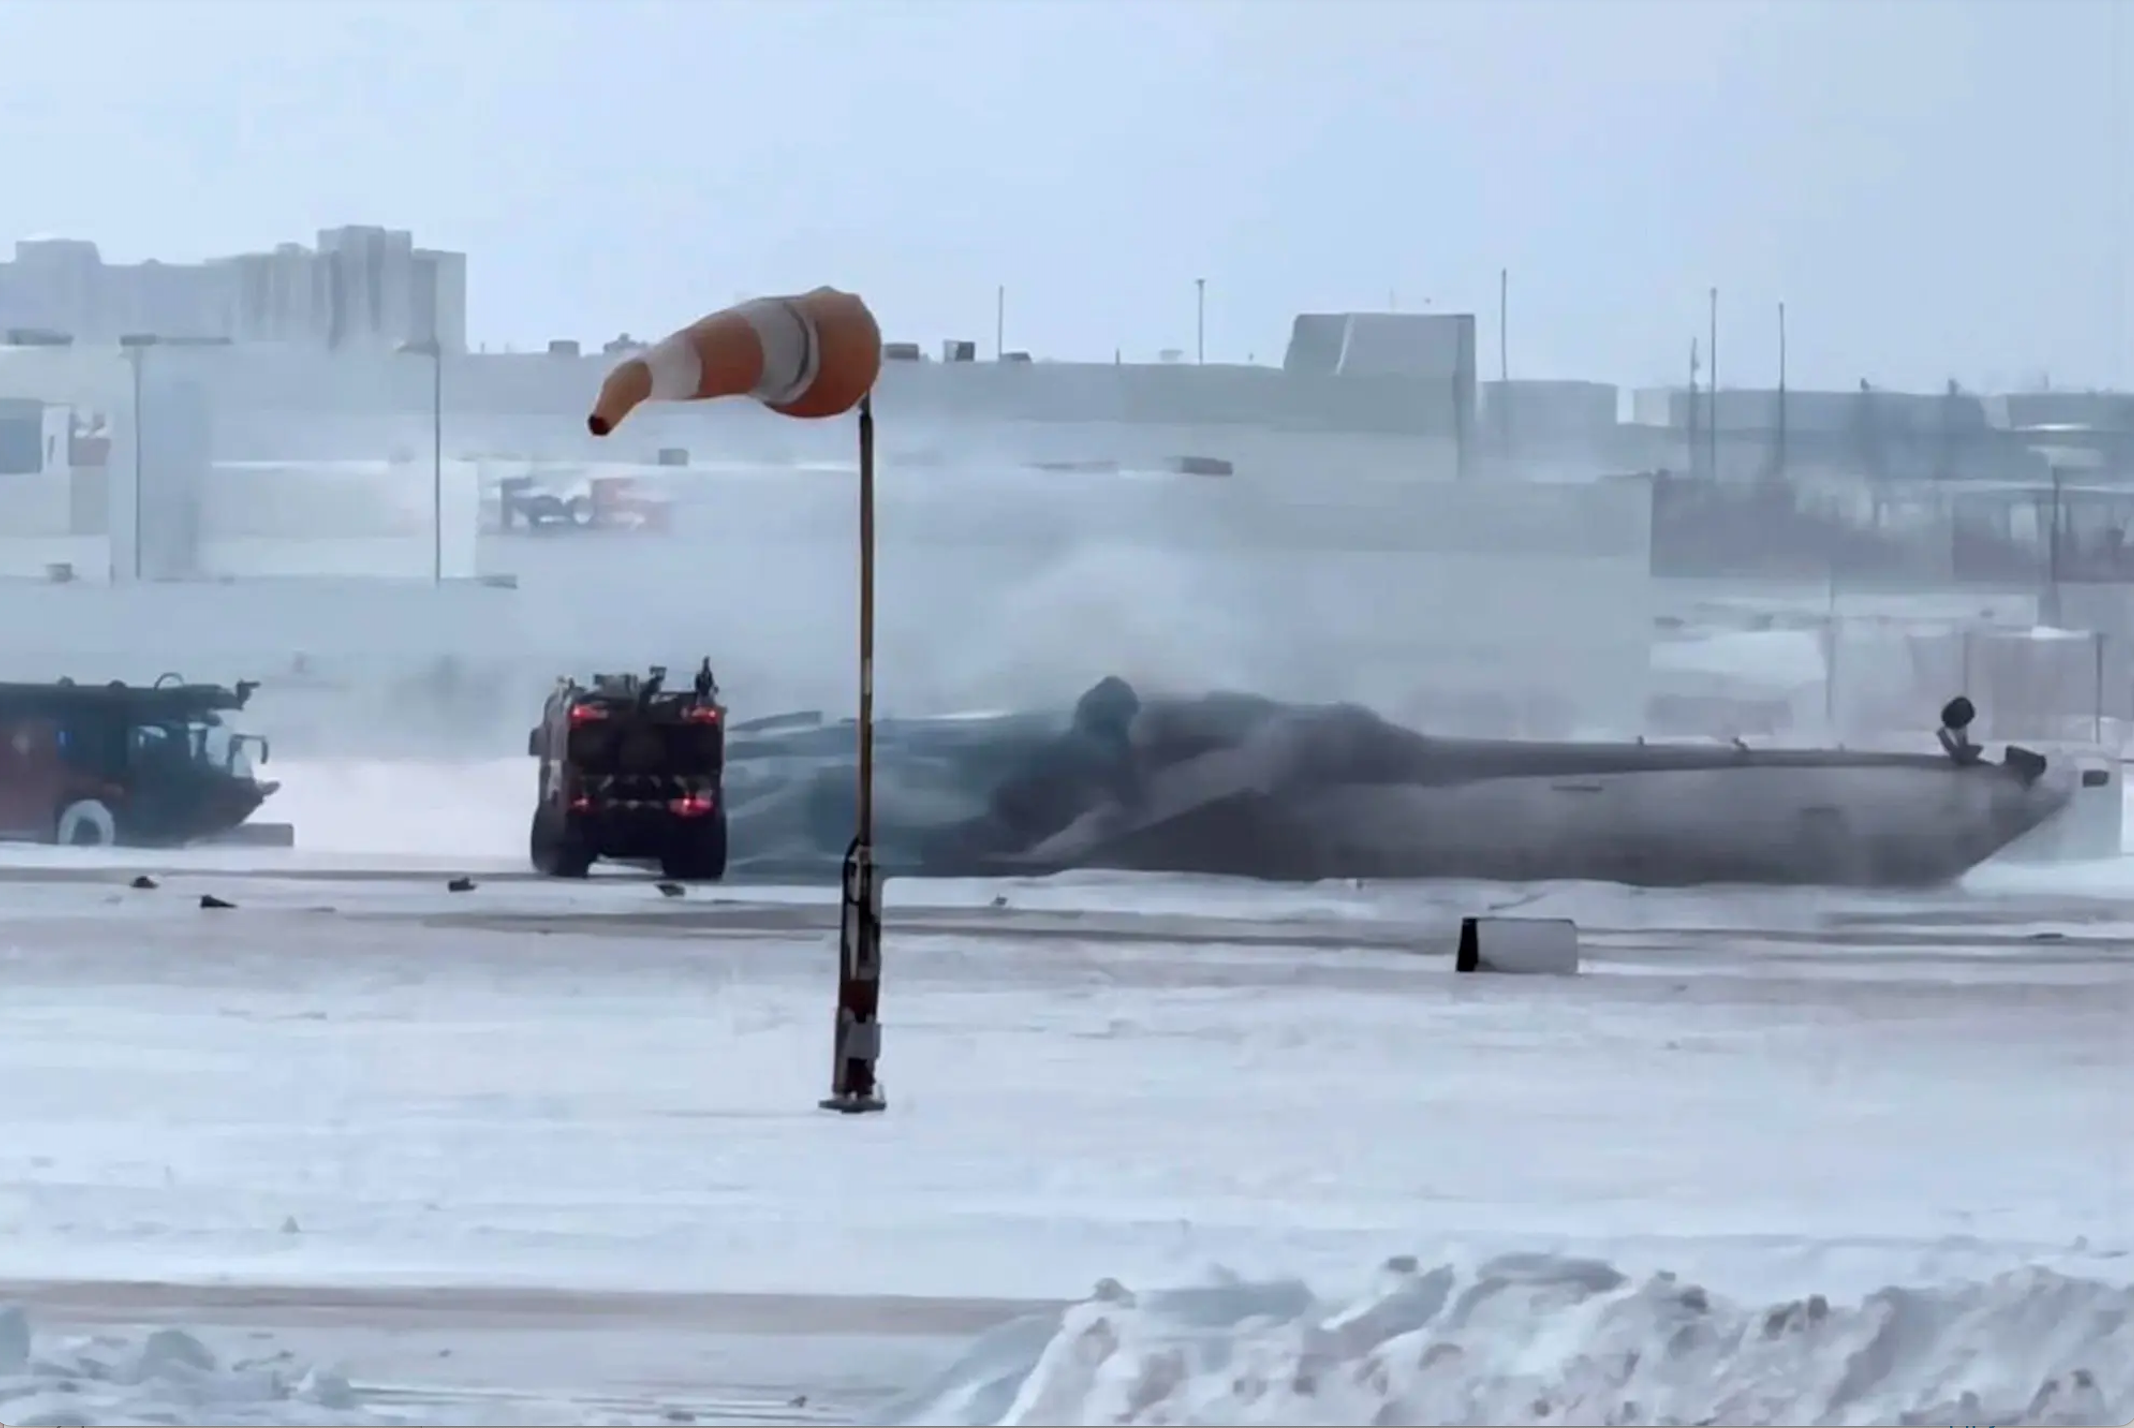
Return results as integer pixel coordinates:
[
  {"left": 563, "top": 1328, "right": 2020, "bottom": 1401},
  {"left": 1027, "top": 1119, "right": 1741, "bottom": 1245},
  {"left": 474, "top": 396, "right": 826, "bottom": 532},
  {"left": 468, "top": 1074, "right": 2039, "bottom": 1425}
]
[{"left": 588, "top": 287, "right": 882, "bottom": 436}]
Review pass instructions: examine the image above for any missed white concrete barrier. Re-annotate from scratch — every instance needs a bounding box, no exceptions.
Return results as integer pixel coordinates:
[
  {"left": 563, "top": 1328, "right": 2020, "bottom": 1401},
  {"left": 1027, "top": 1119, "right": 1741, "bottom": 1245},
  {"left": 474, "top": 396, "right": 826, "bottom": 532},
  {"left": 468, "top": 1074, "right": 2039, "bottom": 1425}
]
[{"left": 1454, "top": 916, "right": 1581, "bottom": 975}]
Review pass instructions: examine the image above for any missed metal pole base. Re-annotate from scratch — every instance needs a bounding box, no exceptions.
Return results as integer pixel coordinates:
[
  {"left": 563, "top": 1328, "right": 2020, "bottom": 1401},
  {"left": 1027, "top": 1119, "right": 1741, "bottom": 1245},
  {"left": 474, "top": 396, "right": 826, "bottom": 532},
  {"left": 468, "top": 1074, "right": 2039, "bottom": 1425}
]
[{"left": 820, "top": 839, "right": 886, "bottom": 1115}]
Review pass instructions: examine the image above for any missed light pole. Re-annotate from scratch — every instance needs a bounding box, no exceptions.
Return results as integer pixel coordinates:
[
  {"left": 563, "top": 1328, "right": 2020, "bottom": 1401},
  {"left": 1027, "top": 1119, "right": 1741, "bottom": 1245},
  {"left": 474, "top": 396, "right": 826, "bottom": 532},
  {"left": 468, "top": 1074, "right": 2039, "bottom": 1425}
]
[
  {"left": 1707, "top": 287, "right": 1720, "bottom": 481},
  {"left": 399, "top": 338, "right": 444, "bottom": 583},
  {"left": 117, "top": 332, "right": 160, "bottom": 582},
  {"left": 1775, "top": 301, "right": 1789, "bottom": 479},
  {"left": 1498, "top": 267, "right": 1511, "bottom": 458},
  {"left": 1195, "top": 278, "right": 1206, "bottom": 364}
]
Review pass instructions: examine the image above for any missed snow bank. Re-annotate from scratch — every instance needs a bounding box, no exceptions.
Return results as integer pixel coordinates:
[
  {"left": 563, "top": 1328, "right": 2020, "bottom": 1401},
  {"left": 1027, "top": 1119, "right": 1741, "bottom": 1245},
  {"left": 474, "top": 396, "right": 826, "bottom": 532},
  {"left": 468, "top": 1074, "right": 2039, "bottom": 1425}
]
[
  {"left": 881, "top": 1252, "right": 2132, "bottom": 1427},
  {"left": 0, "top": 1305, "right": 392, "bottom": 1426}
]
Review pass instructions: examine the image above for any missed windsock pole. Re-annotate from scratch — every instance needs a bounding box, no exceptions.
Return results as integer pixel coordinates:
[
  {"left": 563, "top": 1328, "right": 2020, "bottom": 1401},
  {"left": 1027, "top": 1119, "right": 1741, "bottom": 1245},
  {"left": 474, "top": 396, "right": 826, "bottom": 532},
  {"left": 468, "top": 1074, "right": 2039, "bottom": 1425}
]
[
  {"left": 821, "top": 393, "right": 886, "bottom": 1114},
  {"left": 580, "top": 287, "right": 889, "bottom": 1115}
]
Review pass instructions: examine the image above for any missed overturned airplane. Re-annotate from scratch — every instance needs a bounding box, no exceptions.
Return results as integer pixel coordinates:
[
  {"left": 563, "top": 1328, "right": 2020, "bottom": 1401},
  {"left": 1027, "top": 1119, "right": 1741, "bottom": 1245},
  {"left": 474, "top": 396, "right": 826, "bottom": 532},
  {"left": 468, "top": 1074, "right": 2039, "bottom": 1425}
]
[{"left": 719, "top": 682, "right": 2073, "bottom": 888}]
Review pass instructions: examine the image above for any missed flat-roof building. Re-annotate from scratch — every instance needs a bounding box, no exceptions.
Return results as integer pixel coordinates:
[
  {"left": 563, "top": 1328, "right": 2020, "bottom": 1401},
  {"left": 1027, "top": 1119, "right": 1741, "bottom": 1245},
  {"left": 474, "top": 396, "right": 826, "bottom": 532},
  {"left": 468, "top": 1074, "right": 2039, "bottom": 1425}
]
[{"left": 0, "top": 226, "right": 466, "bottom": 352}]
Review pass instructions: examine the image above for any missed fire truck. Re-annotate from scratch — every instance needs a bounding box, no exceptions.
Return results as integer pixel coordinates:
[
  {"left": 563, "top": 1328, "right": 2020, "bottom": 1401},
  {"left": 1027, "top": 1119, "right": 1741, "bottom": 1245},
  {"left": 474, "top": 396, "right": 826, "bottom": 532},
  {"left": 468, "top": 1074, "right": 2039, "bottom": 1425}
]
[{"left": 0, "top": 674, "right": 288, "bottom": 847}]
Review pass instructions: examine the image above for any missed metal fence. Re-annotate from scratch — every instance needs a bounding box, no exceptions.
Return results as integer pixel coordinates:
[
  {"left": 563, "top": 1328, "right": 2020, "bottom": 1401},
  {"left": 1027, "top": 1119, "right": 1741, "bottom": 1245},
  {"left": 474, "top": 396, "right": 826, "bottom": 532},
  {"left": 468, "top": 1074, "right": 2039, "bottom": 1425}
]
[{"left": 1830, "top": 620, "right": 2122, "bottom": 747}]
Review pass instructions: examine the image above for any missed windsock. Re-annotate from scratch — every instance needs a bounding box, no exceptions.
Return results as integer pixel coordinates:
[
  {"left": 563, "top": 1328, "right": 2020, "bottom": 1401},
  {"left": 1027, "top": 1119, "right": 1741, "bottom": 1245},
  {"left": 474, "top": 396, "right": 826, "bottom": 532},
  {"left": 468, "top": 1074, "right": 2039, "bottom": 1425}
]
[{"left": 588, "top": 287, "right": 882, "bottom": 436}]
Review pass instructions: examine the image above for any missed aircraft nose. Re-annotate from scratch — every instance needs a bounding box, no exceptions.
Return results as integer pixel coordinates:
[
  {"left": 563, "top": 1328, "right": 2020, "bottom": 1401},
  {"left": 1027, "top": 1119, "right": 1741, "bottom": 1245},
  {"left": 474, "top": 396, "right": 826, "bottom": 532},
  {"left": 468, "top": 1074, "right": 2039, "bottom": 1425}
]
[{"left": 1993, "top": 760, "right": 2074, "bottom": 840}]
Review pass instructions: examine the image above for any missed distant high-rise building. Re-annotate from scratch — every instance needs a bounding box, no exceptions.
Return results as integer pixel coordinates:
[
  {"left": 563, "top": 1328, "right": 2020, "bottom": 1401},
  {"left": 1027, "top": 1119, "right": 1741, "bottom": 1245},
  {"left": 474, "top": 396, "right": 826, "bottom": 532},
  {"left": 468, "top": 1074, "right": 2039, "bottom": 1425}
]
[
  {"left": 224, "top": 243, "right": 321, "bottom": 345},
  {"left": 412, "top": 246, "right": 467, "bottom": 351},
  {"left": 0, "top": 225, "right": 468, "bottom": 351}
]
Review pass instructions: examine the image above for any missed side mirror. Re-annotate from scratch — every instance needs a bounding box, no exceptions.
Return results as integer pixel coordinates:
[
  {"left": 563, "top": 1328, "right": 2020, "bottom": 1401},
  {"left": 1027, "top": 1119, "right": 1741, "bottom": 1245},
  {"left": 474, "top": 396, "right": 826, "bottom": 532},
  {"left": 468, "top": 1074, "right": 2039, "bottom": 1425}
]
[{"left": 527, "top": 727, "right": 542, "bottom": 758}]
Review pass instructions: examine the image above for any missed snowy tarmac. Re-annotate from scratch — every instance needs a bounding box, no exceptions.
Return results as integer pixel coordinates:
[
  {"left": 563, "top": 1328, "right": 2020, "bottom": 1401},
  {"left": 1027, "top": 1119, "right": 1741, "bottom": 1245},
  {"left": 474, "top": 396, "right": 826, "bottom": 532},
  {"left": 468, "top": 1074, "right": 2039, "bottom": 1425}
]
[{"left": 0, "top": 838, "right": 2128, "bottom": 1421}]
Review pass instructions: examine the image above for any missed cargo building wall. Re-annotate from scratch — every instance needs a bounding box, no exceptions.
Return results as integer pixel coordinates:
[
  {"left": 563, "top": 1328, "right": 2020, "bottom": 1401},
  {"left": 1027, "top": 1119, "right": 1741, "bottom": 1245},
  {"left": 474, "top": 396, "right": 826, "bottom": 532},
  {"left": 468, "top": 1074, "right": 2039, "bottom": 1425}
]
[{"left": 0, "top": 337, "right": 1476, "bottom": 464}]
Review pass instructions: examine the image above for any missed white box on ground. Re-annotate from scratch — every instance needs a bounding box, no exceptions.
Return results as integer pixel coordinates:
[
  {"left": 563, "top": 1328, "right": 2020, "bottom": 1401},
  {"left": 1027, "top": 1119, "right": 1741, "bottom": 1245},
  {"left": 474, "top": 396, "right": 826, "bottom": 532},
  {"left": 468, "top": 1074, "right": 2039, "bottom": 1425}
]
[{"left": 1455, "top": 916, "right": 1580, "bottom": 975}]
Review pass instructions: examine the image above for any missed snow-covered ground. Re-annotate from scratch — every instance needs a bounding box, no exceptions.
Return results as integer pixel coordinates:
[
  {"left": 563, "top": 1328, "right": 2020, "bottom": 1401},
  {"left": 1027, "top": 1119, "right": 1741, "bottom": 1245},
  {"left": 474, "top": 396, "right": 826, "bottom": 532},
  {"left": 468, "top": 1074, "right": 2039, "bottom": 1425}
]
[{"left": 0, "top": 760, "right": 2128, "bottom": 1422}]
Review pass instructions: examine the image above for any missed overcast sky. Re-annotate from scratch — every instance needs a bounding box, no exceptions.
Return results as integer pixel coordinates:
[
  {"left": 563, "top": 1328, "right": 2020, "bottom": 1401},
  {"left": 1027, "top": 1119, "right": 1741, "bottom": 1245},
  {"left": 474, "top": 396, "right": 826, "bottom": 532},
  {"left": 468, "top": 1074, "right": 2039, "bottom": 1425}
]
[{"left": 1, "top": 0, "right": 2125, "bottom": 391}]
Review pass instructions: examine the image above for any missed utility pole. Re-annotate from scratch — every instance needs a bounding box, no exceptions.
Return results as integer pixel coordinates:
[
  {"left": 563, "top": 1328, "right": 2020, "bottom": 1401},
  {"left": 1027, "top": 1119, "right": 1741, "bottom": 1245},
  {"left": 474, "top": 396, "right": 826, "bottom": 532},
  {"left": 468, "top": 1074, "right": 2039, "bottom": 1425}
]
[
  {"left": 400, "top": 338, "right": 445, "bottom": 583},
  {"left": 431, "top": 346, "right": 443, "bottom": 583},
  {"left": 118, "top": 332, "right": 160, "bottom": 582},
  {"left": 1195, "top": 278, "right": 1206, "bottom": 364},
  {"left": 1775, "top": 301, "right": 1789, "bottom": 478},
  {"left": 1498, "top": 267, "right": 1511, "bottom": 458},
  {"left": 994, "top": 285, "right": 1005, "bottom": 360},
  {"left": 2046, "top": 461, "right": 2066, "bottom": 626},
  {"left": 1687, "top": 337, "right": 1702, "bottom": 478},
  {"left": 1707, "top": 287, "right": 1720, "bottom": 481}
]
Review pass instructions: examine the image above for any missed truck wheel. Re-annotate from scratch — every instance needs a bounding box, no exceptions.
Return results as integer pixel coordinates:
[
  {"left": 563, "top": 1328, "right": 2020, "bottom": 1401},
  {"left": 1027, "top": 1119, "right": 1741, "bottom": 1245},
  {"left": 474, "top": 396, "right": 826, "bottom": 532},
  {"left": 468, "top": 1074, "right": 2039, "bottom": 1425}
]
[
  {"left": 56, "top": 797, "right": 118, "bottom": 848},
  {"left": 659, "top": 813, "right": 728, "bottom": 882},
  {"left": 529, "top": 808, "right": 594, "bottom": 878}
]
